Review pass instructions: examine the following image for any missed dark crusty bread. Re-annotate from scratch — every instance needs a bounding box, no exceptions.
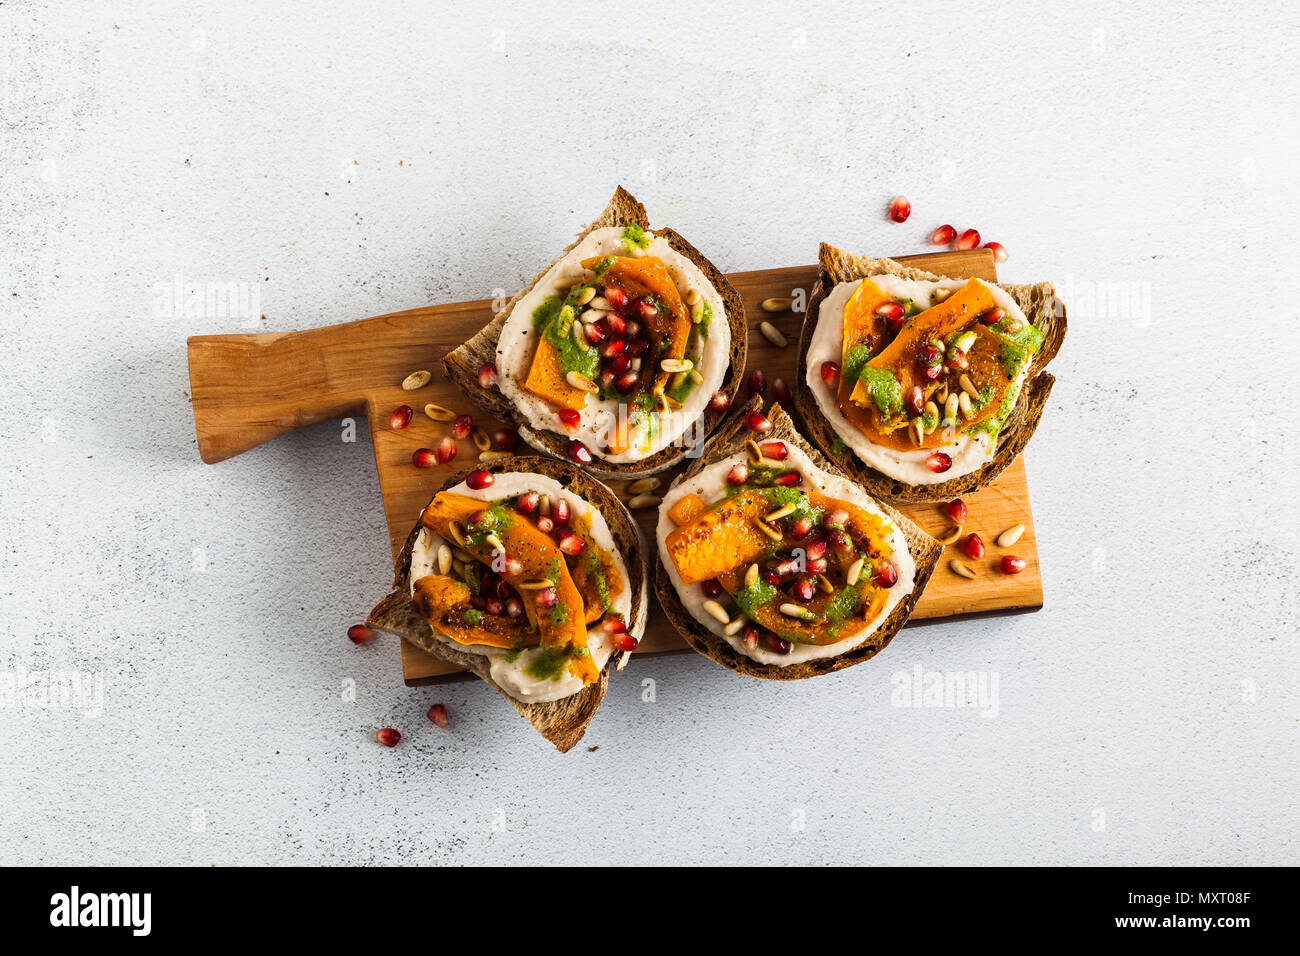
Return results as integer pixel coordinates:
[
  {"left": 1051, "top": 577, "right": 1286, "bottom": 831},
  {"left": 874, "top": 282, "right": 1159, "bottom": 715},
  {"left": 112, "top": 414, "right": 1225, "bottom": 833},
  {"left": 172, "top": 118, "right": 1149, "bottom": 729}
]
[
  {"left": 366, "top": 456, "right": 648, "bottom": 752},
  {"left": 652, "top": 396, "right": 941, "bottom": 681},
  {"left": 442, "top": 186, "right": 747, "bottom": 480},
  {"left": 793, "top": 242, "right": 1067, "bottom": 503}
]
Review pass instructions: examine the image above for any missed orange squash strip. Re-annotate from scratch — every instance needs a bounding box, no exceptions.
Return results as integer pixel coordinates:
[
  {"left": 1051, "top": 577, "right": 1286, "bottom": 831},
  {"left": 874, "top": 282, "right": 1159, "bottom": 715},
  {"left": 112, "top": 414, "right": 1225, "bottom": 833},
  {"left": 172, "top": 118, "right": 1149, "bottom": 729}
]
[
  {"left": 581, "top": 255, "right": 690, "bottom": 394},
  {"left": 664, "top": 490, "right": 772, "bottom": 586},
  {"left": 522, "top": 330, "right": 587, "bottom": 411},
  {"left": 667, "top": 492, "right": 707, "bottom": 527},
  {"left": 411, "top": 574, "right": 530, "bottom": 649}
]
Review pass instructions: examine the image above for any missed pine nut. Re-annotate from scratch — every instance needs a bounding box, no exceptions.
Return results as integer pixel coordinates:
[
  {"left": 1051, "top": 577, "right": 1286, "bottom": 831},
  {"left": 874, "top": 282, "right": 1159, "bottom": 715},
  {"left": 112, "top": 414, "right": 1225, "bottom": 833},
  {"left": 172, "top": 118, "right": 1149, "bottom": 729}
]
[
  {"left": 684, "top": 288, "right": 701, "bottom": 307},
  {"left": 959, "top": 391, "right": 975, "bottom": 419},
  {"left": 997, "top": 523, "right": 1026, "bottom": 547},
  {"left": 691, "top": 302, "right": 705, "bottom": 324},
  {"left": 566, "top": 370, "right": 599, "bottom": 393},
  {"left": 949, "top": 559, "right": 977, "bottom": 579},
  {"left": 627, "top": 494, "right": 662, "bottom": 509},
  {"left": 924, "top": 401, "right": 940, "bottom": 435},
  {"left": 437, "top": 543, "right": 452, "bottom": 575},
  {"left": 760, "top": 297, "right": 793, "bottom": 313},
  {"left": 845, "top": 556, "right": 865, "bottom": 586},
  {"left": 779, "top": 603, "right": 816, "bottom": 621},
  {"left": 587, "top": 296, "right": 610, "bottom": 312},
  {"left": 628, "top": 477, "right": 661, "bottom": 494},
  {"left": 516, "top": 578, "right": 555, "bottom": 590},
  {"left": 689, "top": 368, "right": 704, "bottom": 385},
  {"left": 745, "top": 439, "right": 764, "bottom": 464},
  {"left": 479, "top": 450, "right": 511, "bottom": 461},
  {"left": 931, "top": 286, "right": 954, "bottom": 304},
  {"left": 471, "top": 427, "right": 491, "bottom": 451},
  {"left": 424, "top": 402, "right": 456, "bottom": 422},
  {"left": 402, "top": 369, "right": 432, "bottom": 390},
  {"left": 959, "top": 374, "right": 980, "bottom": 399},
  {"left": 702, "top": 600, "right": 731, "bottom": 625},
  {"left": 485, "top": 533, "right": 505, "bottom": 554},
  {"left": 724, "top": 615, "right": 747, "bottom": 636},
  {"left": 448, "top": 522, "right": 467, "bottom": 546},
  {"left": 574, "top": 286, "right": 596, "bottom": 306},
  {"left": 816, "top": 574, "right": 834, "bottom": 595},
  {"left": 944, "top": 393, "right": 960, "bottom": 424},
  {"left": 765, "top": 504, "right": 796, "bottom": 522},
  {"left": 757, "top": 519, "right": 784, "bottom": 542},
  {"left": 660, "top": 358, "right": 693, "bottom": 374},
  {"left": 744, "top": 563, "right": 760, "bottom": 588},
  {"left": 759, "top": 321, "right": 788, "bottom": 348},
  {"left": 937, "top": 525, "right": 963, "bottom": 545}
]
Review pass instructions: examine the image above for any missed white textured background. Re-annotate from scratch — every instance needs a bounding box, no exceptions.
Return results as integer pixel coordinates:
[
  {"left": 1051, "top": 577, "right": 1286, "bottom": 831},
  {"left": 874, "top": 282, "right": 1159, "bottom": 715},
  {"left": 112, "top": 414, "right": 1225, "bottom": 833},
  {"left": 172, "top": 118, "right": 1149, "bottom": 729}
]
[{"left": 2, "top": 0, "right": 1297, "bottom": 866}]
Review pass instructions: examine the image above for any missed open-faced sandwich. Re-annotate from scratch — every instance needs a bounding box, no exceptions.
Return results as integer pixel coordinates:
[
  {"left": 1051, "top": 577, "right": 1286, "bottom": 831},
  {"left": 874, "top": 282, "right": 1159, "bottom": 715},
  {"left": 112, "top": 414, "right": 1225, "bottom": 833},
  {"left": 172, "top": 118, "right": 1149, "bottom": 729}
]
[
  {"left": 443, "top": 187, "right": 746, "bottom": 479},
  {"left": 653, "top": 398, "right": 940, "bottom": 679},
  {"left": 795, "top": 242, "right": 1066, "bottom": 502},
  {"left": 366, "top": 458, "right": 647, "bottom": 751}
]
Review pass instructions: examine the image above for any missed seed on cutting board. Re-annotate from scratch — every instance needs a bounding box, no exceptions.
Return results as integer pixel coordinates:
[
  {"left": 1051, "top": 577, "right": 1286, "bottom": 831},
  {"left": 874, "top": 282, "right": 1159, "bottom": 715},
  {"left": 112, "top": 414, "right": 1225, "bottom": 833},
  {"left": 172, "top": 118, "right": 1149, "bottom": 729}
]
[
  {"left": 479, "top": 450, "right": 510, "bottom": 461},
  {"left": 402, "top": 369, "right": 432, "bottom": 390},
  {"left": 997, "top": 524, "right": 1026, "bottom": 547},
  {"left": 471, "top": 427, "right": 491, "bottom": 451},
  {"left": 437, "top": 543, "right": 452, "bottom": 575},
  {"left": 628, "top": 477, "right": 661, "bottom": 494},
  {"left": 1000, "top": 555, "right": 1028, "bottom": 575},
  {"left": 627, "top": 494, "right": 662, "bottom": 509},
  {"left": 949, "top": 559, "right": 977, "bottom": 580},
  {"left": 389, "top": 405, "right": 413, "bottom": 430},
  {"left": 845, "top": 555, "right": 865, "bottom": 587},
  {"left": 702, "top": 600, "right": 731, "bottom": 625},
  {"left": 760, "top": 296, "right": 793, "bottom": 313},
  {"left": 759, "top": 321, "right": 788, "bottom": 348},
  {"left": 424, "top": 402, "right": 456, "bottom": 422},
  {"left": 452, "top": 414, "right": 473, "bottom": 439},
  {"left": 937, "top": 525, "right": 963, "bottom": 546}
]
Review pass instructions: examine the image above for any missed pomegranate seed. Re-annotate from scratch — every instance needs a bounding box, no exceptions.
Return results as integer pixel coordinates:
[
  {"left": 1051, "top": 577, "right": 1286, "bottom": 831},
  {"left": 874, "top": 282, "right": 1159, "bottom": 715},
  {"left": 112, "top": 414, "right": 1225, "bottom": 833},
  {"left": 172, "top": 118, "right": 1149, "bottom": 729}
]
[
  {"left": 635, "top": 297, "right": 658, "bottom": 321},
  {"left": 760, "top": 440, "right": 788, "bottom": 461},
  {"left": 746, "top": 411, "right": 772, "bottom": 434},
  {"left": 875, "top": 301, "right": 904, "bottom": 321},
  {"left": 726, "top": 463, "right": 749, "bottom": 486},
  {"left": 765, "top": 634, "right": 793, "bottom": 655},
  {"left": 567, "top": 440, "right": 592, "bottom": 464},
  {"left": 874, "top": 560, "right": 899, "bottom": 588},
  {"left": 347, "top": 624, "right": 377, "bottom": 644},
  {"left": 888, "top": 195, "right": 911, "bottom": 223},
  {"left": 921, "top": 363, "right": 945, "bottom": 382},
  {"left": 465, "top": 468, "right": 494, "bottom": 490},
  {"left": 605, "top": 286, "right": 628, "bottom": 310},
  {"left": 1001, "top": 556, "right": 1028, "bottom": 575},
  {"left": 760, "top": 569, "right": 782, "bottom": 586},
  {"left": 930, "top": 224, "right": 957, "bottom": 245},
  {"left": 624, "top": 320, "right": 641, "bottom": 338},
  {"left": 772, "top": 377, "right": 792, "bottom": 403},
  {"left": 789, "top": 516, "right": 812, "bottom": 540},
  {"left": 829, "top": 529, "right": 850, "bottom": 551},
  {"left": 412, "top": 447, "right": 437, "bottom": 468},
  {"left": 515, "top": 491, "right": 539, "bottom": 514},
  {"left": 742, "top": 625, "right": 760, "bottom": 648},
  {"left": 388, "top": 405, "right": 413, "bottom": 430},
  {"left": 493, "top": 429, "right": 518, "bottom": 450},
  {"left": 558, "top": 409, "right": 581, "bottom": 432},
  {"left": 615, "top": 370, "right": 638, "bottom": 392},
  {"left": 824, "top": 509, "right": 849, "bottom": 529},
  {"left": 436, "top": 437, "right": 457, "bottom": 464},
  {"left": 601, "top": 336, "right": 627, "bottom": 358},
  {"left": 805, "top": 539, "right": 828, "bottom": 561},
  {"left": 427, "top": 704, "right": 449, "bottom": 728},
  {"left": 747, "top": 369, "right": 767, "bottom": 395},
  {"left": 926, "top": 452, "right": 953, "bottom": 473},
  {"left": 701, "top": 579, "right": 723, "bottom": 599},
  {"left": 984, "top": 241, "right": 1008, "bottom": 263},
  {"left": 820, "top": 361, "right": 840, "bottom": 385},
  {"left": 774, "top": 470, "right": 801, "bottom": 487},
  {"left": 505, "top": 597, "right": 524, "bottom": 618},
  {"left": 609, "top": 353, "right": 632, "bottom": 375},
  {"left": 478, "top": 362, "right": 497, "bottom": 388},
  {"left": 584, "top": 322, "right": 606, "bottom": 345},
  {"left": 945, "top": 499, "right": 968, "bottom": 523},
  {"left": 494, "top": 577, "right": 513, "bottom": 600},
  {"left": 535, "top": 587, "right": 558, "bottom": 608},
  {"left": 604, "top": 616, "right": 627, "bottom": 635},
  {"left": 467, "top": 509, "right": 488, "bottom": 527},
  {"left": 606, "top": 314, "right": 626, "bottom": 334},
  {"left": 963, "top": 533, "right": 985, "bottom": 559},
  {"left": 558, "top": 532, "right": 586, "bottom": 556},
  {"left": 536, "top": 515, "right": 554, "bottom": 534},
  {"left": 452, "top": 414, "right": 472, "bottom": 440},
  {"left": 948, "top": 350, "right": 970, "bottom": 372},
  {"left": 906, "top": 385, "right": 924, "bottom": 417},
  {"left": 708, "top": 391, "right": 731, "bottom": 413},
  {"left": 598, "top": 368, "right": 616, "bottom": 389},
  {"left": 627, "top": 338, "right": 650, "bottom": 357},
  {"left": 376, "top": 728, "right": 401, "bottom": 748},
  {"left": 980, "top": 308, "right": 1005, "bottom": 326},
  {"left": 553, "top": 498, "right": 570, "bottom": 523},
  {"left": 919, "top": 343, "right": 944, "bottom": 367},
  {"left": 484, "top": 598, "right": 504, "bottom": 616},
  {"left": 613, "top": 632, "right": 639, "bottom": 652},
  {"left": 791, "top": 576, "right": 815, "bottom": 601},
  {"left": 955, "top": 228, "right": 981, "bottom": 251}
]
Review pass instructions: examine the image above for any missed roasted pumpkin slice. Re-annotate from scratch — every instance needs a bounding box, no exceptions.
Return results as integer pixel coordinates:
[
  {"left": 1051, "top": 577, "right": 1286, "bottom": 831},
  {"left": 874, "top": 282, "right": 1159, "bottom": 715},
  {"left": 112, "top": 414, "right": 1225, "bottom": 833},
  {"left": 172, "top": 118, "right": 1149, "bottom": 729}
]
[
  {"left": 581, "top": 255, "right": 690, "bottom": 394},
  {"left": 411, "top": 574, "right": 532, "bottom": 649},
  {"left": 664, "top": 489, "right": 774, "bottom": 586},
  {"left": 568, "top": 516, "right": 624, "bottom": 624},
  {"left": 522, "top": 300, "right": 592, "bottom": 411}
]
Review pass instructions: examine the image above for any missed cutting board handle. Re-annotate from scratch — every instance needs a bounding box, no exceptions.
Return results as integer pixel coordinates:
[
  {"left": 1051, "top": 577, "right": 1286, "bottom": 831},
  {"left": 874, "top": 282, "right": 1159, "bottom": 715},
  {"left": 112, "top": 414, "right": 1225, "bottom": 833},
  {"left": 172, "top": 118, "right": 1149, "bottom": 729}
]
[{"left": 187, "top": 326, "right": 369, "bottom": 464}]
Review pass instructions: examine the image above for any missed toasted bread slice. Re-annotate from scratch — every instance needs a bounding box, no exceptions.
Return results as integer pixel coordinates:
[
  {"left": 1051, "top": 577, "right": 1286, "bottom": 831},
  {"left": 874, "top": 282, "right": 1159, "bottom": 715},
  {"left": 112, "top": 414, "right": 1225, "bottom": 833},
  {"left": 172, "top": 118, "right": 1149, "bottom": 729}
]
[
  {"left": 794, "top": 242, "right": 1066, "bottom": 502},
  {"left": 367, "top": 456, "right": 648, "bottom": 752},
  {"left": 653, "top": 396, "right": 941, "bottom": 680},
  {"left": 442, "top": 186, "right": 746, "bottom": 479}
]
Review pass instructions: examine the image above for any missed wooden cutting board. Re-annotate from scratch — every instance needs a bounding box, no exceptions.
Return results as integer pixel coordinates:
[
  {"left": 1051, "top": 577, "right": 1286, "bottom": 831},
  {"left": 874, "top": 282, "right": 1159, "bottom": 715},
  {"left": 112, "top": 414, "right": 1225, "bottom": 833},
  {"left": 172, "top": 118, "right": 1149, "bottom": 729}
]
[{"left": 188, "top": 248, "right": 1042, "bottom": 684}]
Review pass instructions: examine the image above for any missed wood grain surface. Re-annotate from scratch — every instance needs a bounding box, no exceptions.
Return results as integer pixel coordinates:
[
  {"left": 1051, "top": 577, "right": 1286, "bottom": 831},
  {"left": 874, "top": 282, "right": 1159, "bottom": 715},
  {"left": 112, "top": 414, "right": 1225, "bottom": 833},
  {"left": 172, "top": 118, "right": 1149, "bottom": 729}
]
[{"left": 187, "top": 248, "right": 1042, "bottom": 685}]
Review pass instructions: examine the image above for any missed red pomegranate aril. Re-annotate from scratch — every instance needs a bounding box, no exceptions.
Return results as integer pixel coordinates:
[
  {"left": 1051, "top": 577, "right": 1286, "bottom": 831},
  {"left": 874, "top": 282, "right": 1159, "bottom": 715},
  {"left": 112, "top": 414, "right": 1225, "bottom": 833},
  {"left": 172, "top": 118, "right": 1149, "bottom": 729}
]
[
  {"left": 824, "top": 509, "right": 849, "bottom": 530},
  {"left": 747, "top": 369, "right": 767, "bottom": 395},
  {"left": 584, "top": 322, "right": 606, "bottom": 345},
  {"left": 347, "top": 624, "right": 377, "bottom": 645},
  {"left": 956, "top": 228, "right": 981, "bottom": 250},
  {"left": 613, "top": 632, "right": 639, "bottom": 652},
  {"left": 922, "top": 362, "right": 944, "bottom": 382},
  {"left": 553, "top": 498, "right": 570, "bottom": 524},
  {"left": 980, "top": 308, "right": 1005, "bottom": 326},
  {"left": 789, "top": 516, "right": 813, "bottom": 540},
  {"left": 774, "top": 470, "right": 801, "bottom": 487},
  {"left": 701, "top": 579, "right": 723, "bottom": 599},
  {"left": 515, "top": 491, "right": 539, "bottom": 514},
  {"left": 493, "top": 429, "right": 518, "bottom": 450},
  {"left": 535, "top": 515, "right": 554, "bottom": 534},
  {"left": 467, "top": 509, "right": 488, "bottom": 527},
  {"left": 478, "top": 362, "right": 498, "bottom": 388},
  {"left": 465, "top": 468, "right": 494, "bottom": 490},
  {"left": 945, "top": 498, "right": 968, "bottom": 523},
  {"left": 436, "top": 437, "right": 458, "bottom": 464},
  {"left": 615, "top": 370, "right": 638, "bottom": 393},
  {"left": 772, "top": 377, "right": 792, "bottom": 404},
  {"left": 609, "top": 353, "right": 632, "bottom": 375},
  {"left": 605, "top": 286, "right": 628, "bottom": 310},
  {"left": 984, "top": 241, "right": 1008, "bottom": 263},
  {"left": 765, "top": 634, "right": 793, "bottom": 655},
  {"left": 606, "top": 313, "right": 626, "bottom": 335},
  {"left": 598, "top": 368, "right": 616, "bottom": 389},
  {"left": 875, "top": 560, "right": 899, "bottom": 588},
  {"left": 452, "top": 414, "right": 473, "bottom": 440},
  {"left": 791, "top": 576, "right": 815, "bottom": 601},
  {"left": 559, "top": 532, "right": 586, "bottom": 556},
  {"left": 558, "top": 408, "right": 581, "bottom": 432},
  {"left": 484, "top": 598, "right": 504, "bottom": 616},
  {"left": 820, "top": 361, "right": 840, "bottom": 385},
  {"left": 412, "top": 447, "right": 437, "bottom": 468},
  {"left": 829, "top": 529, "right": 850, "bottom": 551},
  {"left": 567, "top": 440, "right": 592, "bottom": 464},
  {"left": 535, "top": 587, "right": 559, "bottom": 608},
  {"left": 1001, "top": 555, "right": 1028, "bottom": 575},
  {"left": 626, "top": 337, "right": 649, "bottom": 357},
  {"left": 926, "top": 452, "right": 953, "bottom": 473},
  {"left": 760, "top": 440, "right": 788, "bottom": 461},
  {"left": 505, "top": 597, "right": 524, "bottom": 618},
  {"left": 726, "top": 463, "right": 749, "bottom": 486},
  {"left": 635, "top": 297, "right": 658, "bottom": 321},
  {"left": 494, "top": 577, "right": 514, "bottom": 600},
  {"left": 427, "top": 704, "right": 449, "bottom": 728},
  {"left": 742, "top": 625, "right": 760, "bottom": 649},
  {"left": 946, "top": 349, "right": 969, "bottom": 371},
  {"left": 624, "top": 319, "right": 641, "bottom": 338},
  {"left": 746, "top": 411, "right": 772, "bottom": 434},
  {"left": 919, "top": 343, "right": 944, "bottom": 367},
  {"left": 888, "top": 195, "right": 911, "bottom": 223},
  {"left": 805, "top": 538, "right": 828, "bottom": 561},
  {"left": 601, "top": 336, "right": 626, "bottom": 358},
  {"left": 931, "top": 223, "right": 957, "bottom": 245},
  {"left": 761, "top": 568, "right": 782, "bottom": 587},
  {"left": 389, "top": 405, "right": 413, "bottom": 430},
  {"left": 604, "top": 616, "right": 627, "bottom": 635},
  {"left": 708, "top": 391, "right": 731, "bottom": 413},
  {"left": 963, "top": 533, "right": 986, "bottom": 560},
  {"left": 376, "top": 728, "right": 401, "bottom": 748},
  {"left": 906, "top": 385, "right": 924, "bottom": 417},
  {"left": 875, "top": 301, "right": 904, "bottom": 321}
]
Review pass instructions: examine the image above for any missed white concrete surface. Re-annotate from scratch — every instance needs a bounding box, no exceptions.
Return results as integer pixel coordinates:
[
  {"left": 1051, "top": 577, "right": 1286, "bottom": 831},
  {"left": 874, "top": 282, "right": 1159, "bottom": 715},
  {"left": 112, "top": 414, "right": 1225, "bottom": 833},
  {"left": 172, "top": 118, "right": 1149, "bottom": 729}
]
[{"left": 1, "top": 0, "right": 1296, "bottom": 866}]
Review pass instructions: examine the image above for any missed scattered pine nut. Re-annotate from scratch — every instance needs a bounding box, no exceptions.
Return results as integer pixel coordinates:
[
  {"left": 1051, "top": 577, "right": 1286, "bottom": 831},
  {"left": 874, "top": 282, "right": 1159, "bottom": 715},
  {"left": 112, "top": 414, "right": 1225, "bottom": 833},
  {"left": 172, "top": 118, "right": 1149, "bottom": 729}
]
[
  {"left": 759, "top": 321, "right": 788, "bottom": 348},
  {"left": 937, "top": 525, "right": 963, "bottom": 545},
  {"left": 660, "top": 358, "right": 694, "bottom": 374},
  {"left": 437, "top": 543, "right": 452, "bottom": 575},
  {"left": 760, "top": 297, "right": 793, "bottom": 313},
  {"left": 702, "top": 600, "right": 731, "bottom": 625},
  {"left": 479, "top": 450, "right": 510, "bottom": 461},
  {"left": 628, "top": 477, "right": 661, "bottom": 494},
  {"left": 949, "top": 559, "right": 977, "bottom": 580},
  {"left": 516, "top": 578, "right": 554, "bottom": 590},
  {"left": 627, "top": 494, "right": 662, "bottom": 509},
  {"left": 845, "top": 556, "right": 865, "bottom": 586},
  {"left": 997, "top": 523, "right": 1026, "bottom": 547},
  {"left": 565, "top": 370, "right": 598, "bottom": 393},
  {"left": 402, "top": 369, "right": 432, "bottom": 390},
  {"left": 471, "top": 427, "right": 491, "bottom": 451},
  {"left": 723, "top": 615, "right": 747, "bottom": 636},
  {"left": 424, "top": 402, "right": 456, "bottom": 422},
  {"left": 744, "top": 563, "right": 760, "bottom": 588},
  {"left": 779, "top": 603, "right": 816, "bottom": 621}
]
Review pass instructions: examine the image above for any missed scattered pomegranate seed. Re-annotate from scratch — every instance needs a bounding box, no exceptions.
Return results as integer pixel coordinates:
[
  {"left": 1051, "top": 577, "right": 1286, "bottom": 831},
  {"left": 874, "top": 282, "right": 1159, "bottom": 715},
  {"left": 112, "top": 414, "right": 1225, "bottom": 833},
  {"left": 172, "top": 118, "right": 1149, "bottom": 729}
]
[
  {"left": 467, "top": 509, "right": 488, "bottom": 527},
  {"left": 874, "top": 560, "right": 899, "bottom": 588},
  {"left": 624, "top": 319, "right": 641, "bottom": 338},
  {"left": 552, "top": 498, "right": 570, "bottom": 524},
  {"left": 774, "top": 470, "right": 801, "bottom": 486},
  {"left": 765, "top": 634, "right": 793, "bottom": 654},
  {"left": 484, "top": 597, "right": 504, "bottom": 616},
  {"left": 436, "top": 437, "right": 458, "bottom": 464},
  {"left": 567, "top": 440, "right": 592, "bottom": 464},
  {"left": 823, "top": 508, "right": 849, "bottom": 529},
  {"left": 609, "top": 353, "right": 632, "bottom": 375},
  {"left": 791, "top": 576, "right": 815, "bottom": 601},
  {"left": 478, "top": 362, "right": 497, "bottom": 388},
  {"left": 515, "top": 491, "right": 539, "bottom": 514},
  {"left": 945, "top": 499, "right": 968, "bottom": 523},
  {"left": 980, "top": 308, "right": 1005, "bottom": 326},
  {"left": 747, "top": 369, "right": 767, "bottom": 395},
  {"left": 805, "top": 539, "right": 828, "bottom": 560},
  {"left": 465, "top": 469, "right": 494, "bottom": 490},
  {"left": 963, "top": 533, "right": 985, "bottom": 560},
  {"left": 558, "top": 532, "right": 586, "bottom": 556},
  {"left": 760, "top": 440, "right": 788, "bottom": 460},
  {"left": 918, "top": 343, "right": 943, "bottom": 367},
  {"left": 558, "top": 408, "right": 581, "bottom": 432},
  {"left": 427, "top": 704, "right": 449, "bottom": 727},
  {"left": 452, "top": 414, "right": 472, "bottom": 440},
  {"left": 535, "top": 587, "right": 559, "bottom": 608},
  {"left": 906, "top": 385, "right": 924, "bottom": 417},
  {"left": 829, "top": 528, "right": 850, "bottom": 551},
  {"left": 820, "top": 361, "right": 840, "bottom": 385},
  {"left": 888, "top": 195, "right": 911, "bottom": 223},
  {"left": 605, "top": 286, "right": 628, "bottom": 310},
  {"left": 921, "top": 363, "right": 944, "bottom": 382},
  {"left": 412, "top": 447, "right": 437, "bottom": 468},
  {"left": 601, "top": 336, "right": 626, "bottom": 358},
  {"left": 746, "top": 411, "right": 772, "bottom": 434},
  {"left": 536, "top": 515, "right": 554, "bottom": 534},
  {"left": 946, "top": 349, "right": 969, "bottom": 371},
  {"left": 347, "top": 624, "right": 376, "bottom": 644},
  {"left": 875, "top": 301, "right": 904, "bottom": 321},
  {"left": 613, "top": 632, "right": 639, "bottom": 652},
  {"left": 604, "top": 616, "right": 627, "bottom": 635},
  {"left": 1001, "top": 555, "right": 1027, "bottom": 575},
  {"left": 984, "top": 241, "right": 1008, "bottom": 263},
  {"left": 926, "top": 452, "right": 953, "bottom": 473},
  {"left": 615, "top": 370, "right": 638, "bottom": 392},
  {"left": 376, "top": 728, "right": 401, "bottom": 748},
  {"left": 388, "top": 405, "right": 413, "bottom": 430},
  {"left": 726, "top": 463, "right": 749, "bottom": 486},
  {"left": 771, "top": 377, "right": 791, "bottom": 404},
  {"left": 493, "top": 429, "right": 518, "bottom": 450},
  {"left": 584, "top": 322, "right": 606, "bottom": 345},
  {"left": 634, "top": 297, "right": 657, "bottom": 321},
  {"left": 930, "top": 224, "right": 957, "bottom": 245},
  {"left": 606, "top": 313, "right": 626, "bottom": 335},
  {"left": 742, "top": 625, "right": 760, "bottom": 649},
  {"left": 789, "top": 516, "right": 812, "bottom": 539},
  {"left": 760, "top": 568, "right": 782, "bottom": 586},
  {"left": 955, "top": 228, "right": 981, "bottom": 250},
  {"left": 708, "top": 391, "right": 731, "bottom": 413},
  {"left": 701, "top": 579, "right": 723, "bottom": 599}
]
